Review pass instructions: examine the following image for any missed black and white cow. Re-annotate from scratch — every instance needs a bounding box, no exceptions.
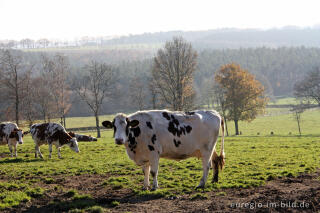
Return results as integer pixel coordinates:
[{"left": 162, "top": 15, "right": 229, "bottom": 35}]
[
  {"left": 102, "top": 110, "right": 225, "bottom": 190},
  {"left": 0, "top": 122, "right": 24, "bottom": 157},
  {"left": 30, "top": 123, "right": 80, "bottom": 159},
  {"left": 68, "top": 132, "right": 98, "bottom": 142}
]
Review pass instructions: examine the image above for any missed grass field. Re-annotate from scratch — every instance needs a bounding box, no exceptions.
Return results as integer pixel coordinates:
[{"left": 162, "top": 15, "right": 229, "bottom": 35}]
[
  {"left": 0, "top": 130, "right": 319, "bottom": 211},
  {"left": 1, "top": 98, "right": 320, "bottom": 211}
]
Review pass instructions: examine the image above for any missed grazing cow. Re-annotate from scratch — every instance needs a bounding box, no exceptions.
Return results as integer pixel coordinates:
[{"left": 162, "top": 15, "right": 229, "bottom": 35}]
[
  {"left": 102, "top": 110, "right": 225, "bottom": 190},
  {"left": 30, "top": 123, "right": 80, "bottom": 159},
  {"left": 68, "top": 132, "right": 98, "bottom": 142},
  {"left": 0, "top": 122, "right": 24, "bottom": 157}
]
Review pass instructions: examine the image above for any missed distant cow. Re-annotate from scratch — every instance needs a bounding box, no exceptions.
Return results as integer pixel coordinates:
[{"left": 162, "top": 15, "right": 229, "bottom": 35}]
[
  {"left": 102, "top": 110, "right": 225, "bottom": 190},
  {"left": 68, "top": 132, "right": 97, "bottom": 142},
  {"left": 0, "top": 122, "right": 25, "bottom": 157},
  {"left": 30, "top": 123, "right": 80, "bottom": 159}
]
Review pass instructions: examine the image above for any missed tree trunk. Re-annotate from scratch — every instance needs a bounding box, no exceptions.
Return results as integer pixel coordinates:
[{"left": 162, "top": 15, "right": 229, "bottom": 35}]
[
  {"left": 234, "top": 120, "right": 239, "bottom": 135},
  {"left": 225, "top": 118, "right": 229, "bottom": 136},
  {"left": 296, "top": 112, "right": 301, "bottom": 136},
  {"left": 15, "top": 77, "right": 19, "bottom": 126},
  {"left": 95, "top": 112, "right": 101, "bottom": 138},
  {"left": 63, "top": 115, "right": 66, "bottom": 128}
]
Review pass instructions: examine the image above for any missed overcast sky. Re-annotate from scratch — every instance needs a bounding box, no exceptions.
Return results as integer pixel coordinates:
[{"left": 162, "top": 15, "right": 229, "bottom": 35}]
[{"left": 0, "top": 0, "right": 319, "bottom": 40}]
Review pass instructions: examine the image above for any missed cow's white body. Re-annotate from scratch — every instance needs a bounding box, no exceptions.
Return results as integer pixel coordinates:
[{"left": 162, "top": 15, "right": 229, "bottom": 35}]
[
  {"left": 103, "top": 110, "right": 225, "bottom": 190},
  {"left": 0, "top": 122, "right": 24, "bottom": 157}
]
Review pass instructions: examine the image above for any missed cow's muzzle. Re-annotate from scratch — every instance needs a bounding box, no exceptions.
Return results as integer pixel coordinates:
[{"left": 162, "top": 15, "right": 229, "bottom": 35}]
[
  {"left": 18, "top": 141, "right": 23, "bottom": 144},
  {"left": 115, "top": 138, "right": 123, "bottom": 145}
]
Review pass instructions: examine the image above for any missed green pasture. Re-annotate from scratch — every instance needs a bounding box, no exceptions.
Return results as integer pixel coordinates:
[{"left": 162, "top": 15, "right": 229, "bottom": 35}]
[
  {"left": 0, "top": 130, "right": 319, "bottom": 211},
  {"left": 43, "top": 107, "right": 320, "bottom": 137}
]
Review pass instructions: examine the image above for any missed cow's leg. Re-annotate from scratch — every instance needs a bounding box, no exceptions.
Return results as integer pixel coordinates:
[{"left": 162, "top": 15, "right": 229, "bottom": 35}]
[
  {"left": 196, "top": 151, "right": 212, "bottom": 189},
  {"left": 49, "top": 143, "right": 53, "bottom": 159},
  {"left": 35, "top": 144, "right": 43, "bottom": 159},
  {"left": 212, "top": 151, "right": 220, "bottom": 183},
  {"left": 150, "top": 156, "right": 160, "bottom": 191},
  {"left": 8, "top": 143, "right": 13, "bottom": 157},
  {"left": 142, "top": 164, "right": 150, "bottom": 190},
  {"left": 14, "top": 144, "right": 17, "bottom": 157},
  {"left": 34, "top": 144, "right": 38, "bottom": 158},
  {"left": 57, "top": 147, "right": 62, "bottom": 159}
]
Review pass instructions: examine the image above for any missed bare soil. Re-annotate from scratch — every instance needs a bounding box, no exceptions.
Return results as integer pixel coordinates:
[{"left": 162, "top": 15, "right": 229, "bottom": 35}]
[{"left": 3, "top": 171, "right": 320, "bottom": 213}]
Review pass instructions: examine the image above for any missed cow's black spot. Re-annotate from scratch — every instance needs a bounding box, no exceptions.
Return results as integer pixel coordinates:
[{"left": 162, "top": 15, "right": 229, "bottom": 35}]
[
  {"left": 146, "top": 121, "right": 153, "bottom": 129},
  {"left": 170, "top": 115, "right": 175, "bottom": 120},
  {"left": 128, "top": 134, "right": 135, "bottom": 145},
  {"left": 148, "top": 145, "right": 155, "bottom": 151},
  {"left": 173, "top": 118, "right": 179, "bottom": 126},
  {"left": 128, "top": 133, "right": 137, "bottom": 153},
  {"left": 180, "top": 127, "right": 186, "bottom": 135},
  {"left": 150, "top": 171, "right": 155, "bottom": 177},
  {"left": 185, "top": 125, "right": 192, "bottom": 133},
  {"left": 162, "top": 112, "right": 171, "bottom": 120},
  {"left": 168, "top": 122, "right": 176, "bottom": 136},
  {"left": 185, "top": 111, "right": 195, "bottom": 115},
  {"left": 173, "top": 139, "right": 181, "bottom": 147},
  {"left": 125, "top": 125, "right": 129, "bottom": 136},
  {"left": 131, "top": 127, "right": 141, "bottom": 137},
  {"left": 151, "top": 134, "right": 156, "bottom": 144}
]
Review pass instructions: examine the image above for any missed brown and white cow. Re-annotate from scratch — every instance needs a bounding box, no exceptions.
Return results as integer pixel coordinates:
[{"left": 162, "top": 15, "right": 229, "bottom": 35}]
[
  {"left": 68, "top": 132, "right": 98, "bottom": 142},
  {"left": 0, "top": 122, "right": 25, "bottom": 157},
  {"left": 102, "top": 110, "right": 225, "bottom": 190},
  {"left": 30, "top": 123, "right": 80, "bottom": 159}
]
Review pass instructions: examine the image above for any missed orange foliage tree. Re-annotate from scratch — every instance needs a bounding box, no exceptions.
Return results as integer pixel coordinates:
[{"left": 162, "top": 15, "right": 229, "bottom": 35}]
[{"left": 215, "top": 63, "right": 268, "bottom": 135}]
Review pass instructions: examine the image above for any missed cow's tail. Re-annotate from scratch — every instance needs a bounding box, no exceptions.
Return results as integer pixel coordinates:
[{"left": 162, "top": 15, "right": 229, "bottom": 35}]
[{"left": 212, "top": 117, "right": 225, "bottom": 182}]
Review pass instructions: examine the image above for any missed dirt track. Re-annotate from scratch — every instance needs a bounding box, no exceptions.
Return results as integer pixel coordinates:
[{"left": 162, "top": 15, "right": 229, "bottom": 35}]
[{"left": 5, "top": 171, "right": 320, "bottom": 213}]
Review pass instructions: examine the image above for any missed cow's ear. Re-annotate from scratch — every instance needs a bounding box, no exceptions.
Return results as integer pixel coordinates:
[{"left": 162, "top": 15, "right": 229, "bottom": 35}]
[
  {"left": 129, "top": 120, "right": 139, "bottom": 128},
  {"left": 102, "top": 121, "right": 113, "bottom": 129}
]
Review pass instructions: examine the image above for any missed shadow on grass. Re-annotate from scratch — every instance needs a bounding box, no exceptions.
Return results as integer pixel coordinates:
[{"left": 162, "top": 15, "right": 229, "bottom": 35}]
[
  {"left": 19, "top": 190, "right": 168, "bottom": 213},
  {"left": 0, "top": 158, "right": 44, "bottom": 164}
]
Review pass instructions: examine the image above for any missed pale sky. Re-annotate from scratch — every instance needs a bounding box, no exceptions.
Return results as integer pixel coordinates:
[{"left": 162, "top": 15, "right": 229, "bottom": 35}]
[{"left": 0, "top": 0, "right": 319, "bottom": 40}]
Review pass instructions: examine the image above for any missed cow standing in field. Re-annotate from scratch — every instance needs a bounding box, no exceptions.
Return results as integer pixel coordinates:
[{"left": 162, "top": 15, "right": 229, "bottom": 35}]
[
  {"left": 0, "top": 122, "right": 24, "bottom": 157},
  {"left": 102, "top": 110, "right": 225, "bottom": 190},
  {"left": 30, "top": 123, "right": 80, "bottom": 159},
  {"left": 68, "top": 132, "right": 98, "bottom": 142}
]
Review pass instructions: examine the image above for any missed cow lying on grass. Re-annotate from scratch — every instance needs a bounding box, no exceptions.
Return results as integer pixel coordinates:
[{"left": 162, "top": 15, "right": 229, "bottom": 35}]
[
  {"left": 29, "top": 123, "right": 80, "bottom": 159},
  {"left": 68, "top": 132, "right": 97, "bottom": 142},
  {"left": 0, "top": 122, "right": 25, "bottom": 157},
  {"left": 102, "top": 110, "right": 225, "bottom": 190}
]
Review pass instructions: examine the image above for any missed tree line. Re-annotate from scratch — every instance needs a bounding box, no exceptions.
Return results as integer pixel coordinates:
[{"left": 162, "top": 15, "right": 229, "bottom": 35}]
[{"left": 1, "top": 37, "right": 319, "bottom": 136}]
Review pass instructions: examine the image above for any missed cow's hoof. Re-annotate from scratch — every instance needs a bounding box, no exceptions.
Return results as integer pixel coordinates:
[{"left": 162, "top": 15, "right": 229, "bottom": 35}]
[
  {"left": 142, "top": 186, "right": 149, "bottom": 191},
  {"left": 151, "top": 187, "right": 158, "bottom": 191},
  {"left": 212, "top": 178, "right": 218, "bottom": 183},
  {"left": 195, "top": 185, "right": 205, "bottom": 190}
]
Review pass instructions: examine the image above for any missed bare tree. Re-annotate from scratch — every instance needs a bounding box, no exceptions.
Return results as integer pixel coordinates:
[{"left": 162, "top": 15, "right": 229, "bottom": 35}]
[
  {"left": 151, "top": 37, "right": 197, "bottom": 111},
  {"left": 129, "top": 76, "right": 146, "bottom": 110},
  {"left": 73, "top": 61, "right": 115, "bottom": 138},
  {"left": 290, "top": 104, "right": 306, "bottom": 136},
  {"left": 148, "top": 77, "right": 158, "bottom": 109},
  {"left": 0, "top": 50, "right": 33, "bottom": 125},
  {"left": 46, "top": 54, "right": 72, "bottom": 127},
  {"left": 20, "top": 69, "right": 37, "bottom": 126},
  {"left": 294, "top": 67, "right": 320, "bottom": 106}
]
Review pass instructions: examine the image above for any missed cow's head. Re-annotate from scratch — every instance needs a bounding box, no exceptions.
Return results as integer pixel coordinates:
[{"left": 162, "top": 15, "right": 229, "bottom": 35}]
[
  {"left": 102, "top": 114, "right": 139, "bottom": 145},
  {"left": 68, "top": 132, "right": 76, "bottom": 138},
  {"left": 68, "top": 137, "right": 80, "bottom": 153},
  {"left": 9, "top": 128, "right": 24, "bottom": 144}
]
